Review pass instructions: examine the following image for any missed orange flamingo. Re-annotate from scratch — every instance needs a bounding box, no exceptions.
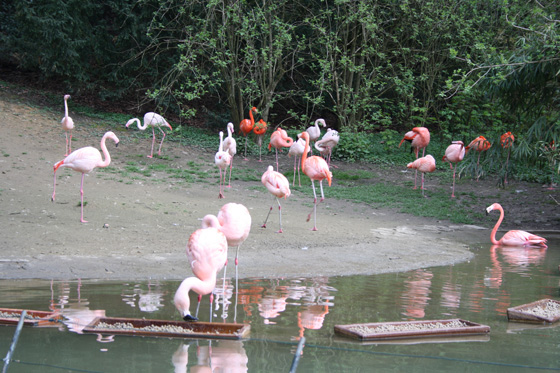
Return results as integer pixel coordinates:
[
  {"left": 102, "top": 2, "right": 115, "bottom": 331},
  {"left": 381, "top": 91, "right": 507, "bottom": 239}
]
[
  {"left": 288, "top": 137, "right": 309, "bottom": 187},
  {"left": 215, "top": 131, "right": 231, "bottom": 199},
  {"left": 222, "top": 122, "right": 237, "bottom": 187},
  {"left": 406, "top": 154, "right": 436, "bottom": 196},
  {"left": 466, "top": 136, "right": 491, "bottom": 181},
  {"left": 500, "top": 132, "right": 515, "bottom": 184},
  {"left": 298, "top": 131, "right": 332, "bottom": 231},
  {"left": 486, "top": 203, "right": 547, "bottom": 248},
  {"left": 174, "top": 227, "right": 228, "bottom": 321},
  {"left": 261, "top": 165, "right": 291, "bottom": 232},
  {"left": 306, "top": 119, "right": 326, "bottom": 154},
  {"left": 399, "top": 127, "right": 430, "bottom": 189},
  {"left": 240, "top": 107, "right": 257, "bottom": 160},
  {"left": 442, "top": 141, "right": 465, "bottom": 198},
  {"left": 52, "top": 131, "right": 119, "bottom": 223},
  {"left": 268, "top": 128, "right": 293, "bottom": 171},
  {"left": 126, "top": 112, "right": 172, "bottom": 158},
  {"left": 61, "top": 94, "right": 74, "bottom": 156},
  {"left": 253, "top": 119, "right": 268, "bottom": 162}
]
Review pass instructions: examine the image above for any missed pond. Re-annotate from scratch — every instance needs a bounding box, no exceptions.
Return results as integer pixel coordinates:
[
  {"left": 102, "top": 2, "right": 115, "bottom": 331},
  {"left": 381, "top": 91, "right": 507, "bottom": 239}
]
[{"left": 1, "top": 235, "right": 559, "bottom": 372}]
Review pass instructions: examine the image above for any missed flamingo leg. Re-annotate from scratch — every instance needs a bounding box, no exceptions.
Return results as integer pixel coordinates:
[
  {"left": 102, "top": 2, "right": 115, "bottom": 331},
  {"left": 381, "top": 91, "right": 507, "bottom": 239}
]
[
  {"left": 258, "top": 145, "right": 262, "bottom": 162},
  {"left": 451, "top": 164, "right": 457, "bottom": 198},
  {"left": 413, "top": 148, "right": 419, "bottom": 189},
  {"left": 156, "top": 126, "right": 167, "bottom": 156},
  {"left": 148, "top": 127, "right": 156, "bottom": 158},
  {"left": 209, "top": 292, "right": 214, "bottom": 322},
  {"left": 218, "top": 168, "right": 225, "bottom": 199},
  {"left": 52, "top": 171, "right": 57, "bottom": 202},
  {"left": 297, "top": 157, "right": 302, "bottom": 187},
  {"left": 292, "top": 156, "right": 297, "bottom": 186},
  {"left": 80, "top": 173, "right": 88, "bottom": 223},
  {"left": 261, "top": 204, "right": 273, "bottom": 228},
  {"left": 227, "top": 157, "right": 233, "bottom": 188},
  {"left": 504, "top": 148, "right": 510, "bottom": 185},
  {"left": 275, "top": 149, "right": 279, "bottom": 172},
  {"left": 243, "top": 136, "right": 249, "bottom": 160},
  {"left": 476, "top": 152, "right": 481, "bottom": 181},
  {"left": 307, "top": 180, "right": 319, "bottom": 231},
  {"left": 221, "top": 259, "right": 228, "bottom": 320},
  {"left": 277, "top": 198, "right": 283, "bottom": 233}
]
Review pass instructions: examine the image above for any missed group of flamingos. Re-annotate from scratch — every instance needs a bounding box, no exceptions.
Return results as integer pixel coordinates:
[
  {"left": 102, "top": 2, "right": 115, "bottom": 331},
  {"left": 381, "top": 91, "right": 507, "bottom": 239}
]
[{"left": 51, "top": 96, "right": 546, "bottom": 323}]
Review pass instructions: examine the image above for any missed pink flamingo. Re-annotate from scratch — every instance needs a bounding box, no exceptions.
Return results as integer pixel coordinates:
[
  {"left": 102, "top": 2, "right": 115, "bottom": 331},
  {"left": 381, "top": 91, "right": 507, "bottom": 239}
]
[
  {"left": 306, "top": 119, "right": 326, "bottom": 154},
  {"left": 406, "top": 154, "right": 436, "bottom": 196},
  {"left": 288, "top": 137, "right": 309, "bottom": 186},
  {"left": 253, "top": 119, "right": 268, "bottom": 162},
  {"left": 298, "top": 131, "right": 332, "bottom": 231},
  {"left": 442, "top": 141, "right": 465, "bottom": 198},
  {"left": 486, "top": 203, "right": 547, "bottom": 248},
  {"left": 126, "top": 112, "right": 172, "bottom": 158},
  {"left": 261, "top": 165, "right": 291, "bottom": 233},
  {"left": 174, "top": 227, "right": 228, "bottom": 321},
  {"left": 51, "top": 131, "right": 119, "bottom": 223},
  {"left": 268, "top": 128, "right": 293, "bottom": 171},
  {"left": 61, "top": 94, "right": 74, "bottom": 156},
  {"left": 500, "top": 132, "right": 515, "bottom": 184},
  {"left": 240, "top": 107, "right": 257, "bottom": 160},
  {"left": 222, "top": 122, "right": 237, "bottom": 187},
  {"left": 399, "top": 127, "right": 430, "bottom": 189},
  {"left": 315, "top": 128, "right": 339, "bottom": 168},
  {"left": 466, "top": 136, "right": 492, "bottom": 181},
  {"left": 215, "top": 131, "right": 231, "bottom": 199}
]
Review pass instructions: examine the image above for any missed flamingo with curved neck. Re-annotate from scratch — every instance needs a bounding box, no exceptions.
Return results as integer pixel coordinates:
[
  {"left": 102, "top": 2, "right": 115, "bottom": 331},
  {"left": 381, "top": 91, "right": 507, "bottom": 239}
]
[
  {"left": 126, "top": 112, "right": 172, "bottom": 158},
  {"left": 486, "top": 203, "right": 547, "bottom": 247},
  {"left": 52, "top": 131, "right": 119, "bottom": 223},
  {"left": 61, "top": 94, "right": 75, "bottom": 156},
  {"left": 306, "top": 119, "right": 326, "bottom": 155},
  {"left": 268, "top": 128, "right": 293, "bottom": 171},
  {"left": 240, "top": 107, "right": 257, "bottom": 160}
]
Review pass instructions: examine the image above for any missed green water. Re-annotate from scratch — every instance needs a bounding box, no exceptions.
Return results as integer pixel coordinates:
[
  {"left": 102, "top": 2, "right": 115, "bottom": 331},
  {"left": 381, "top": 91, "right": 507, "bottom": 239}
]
[{"left": 1, "top": 236, "right": 559, "bottom": 372}]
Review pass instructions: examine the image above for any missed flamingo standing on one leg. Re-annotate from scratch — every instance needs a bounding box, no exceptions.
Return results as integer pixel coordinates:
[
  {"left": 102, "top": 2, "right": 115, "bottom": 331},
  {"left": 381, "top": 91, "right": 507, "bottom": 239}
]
[
  {"left": 306, "top": 119, "right": 326, "bottom": 154},
  {"left": 406, "top": 154, "right": 436, "bottom": 196},
  {"left": 222, "top": 122, "right": 237, "bottom": 187},
  {"left": 126, "top": 112, "right": 172, "bottom": 158},
  {"left": 314, "top": 128, "right": 339, "bottom": 168},
  {"left": 399, "top": 127, "right": 430, "bottom": 189},
  {"left": 61, "top": 94, "right": 74, "bottom": 156},
  {"left": 52, "top": 131, "right": 119, "bottom": 223},
  {"left": 442, "top": 141, "right": 465, "bottom": 198},
  {"left": 500, "top": 132, "right": 515, "bottom": 185},
  {"left": 268, "top": 128, "right": 293, "bottom": 171},
  {"left": 240, "top": 107, "right": 257, "bottom": 160},
  {"left": 261, "top": 165, "right": 291, "bottom": 233},
  {"left": 298, "top": 131, "right": 332, "bottom": 231},
  {"left": 215, "top": 131, "right": 231, "bottom": 199},
  {"left": 253, "top": 119, "right": 268, "bottom": 162},
  {"left": 174, "top": 227, "right": 228, "bottom": 321},
  {"left": 486, "top": 203, "right": 547, "bottom": 248},
  {"left": 288, "top": 137, "right": 309, "bottom": 187},
  {"left": 466, "top": 136, "right": 492, "bottom": 181}
]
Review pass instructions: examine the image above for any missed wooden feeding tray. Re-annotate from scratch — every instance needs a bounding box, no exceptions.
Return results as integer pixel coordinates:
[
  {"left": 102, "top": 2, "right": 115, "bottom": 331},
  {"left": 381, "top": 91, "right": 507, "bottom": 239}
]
[
  {"left": 334, "top": 319, "right": 490, "bottom": 341},
  {"left": 0, "top": 308, "right": 62, "bottom": 327},
  {"left": 507, "top": 299, "right": 560, "bottom": 324},
  {"left": 82, "top": 316, "right": 250, "bottom": 340}
]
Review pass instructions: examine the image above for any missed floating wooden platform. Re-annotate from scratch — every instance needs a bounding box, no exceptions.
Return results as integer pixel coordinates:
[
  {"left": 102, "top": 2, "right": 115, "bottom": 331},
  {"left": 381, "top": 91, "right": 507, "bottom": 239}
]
[
  {"left": 334, "top": 319, "right": 490, "bottom": 341},
  {"left": 0, "top": 308, "right": 62, "bottom": 327},
  {"left": 83, "top": 316, "right": 250, "bottom": 340},
  {"left": 507, "top": 299, "right": 560, "bottom": 324}
]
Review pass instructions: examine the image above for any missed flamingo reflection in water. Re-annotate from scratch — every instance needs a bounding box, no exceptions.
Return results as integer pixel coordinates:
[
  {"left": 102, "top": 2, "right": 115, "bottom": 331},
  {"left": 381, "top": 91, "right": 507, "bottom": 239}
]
[
  {"left": 121, "top": 280, "right": 165, "bottom": 312},
  {"left": 401, "top": 269, "right": 433, "bottom": 318},
  {"left": 172, "top": 340, "right": 248, "bottom": 373}
]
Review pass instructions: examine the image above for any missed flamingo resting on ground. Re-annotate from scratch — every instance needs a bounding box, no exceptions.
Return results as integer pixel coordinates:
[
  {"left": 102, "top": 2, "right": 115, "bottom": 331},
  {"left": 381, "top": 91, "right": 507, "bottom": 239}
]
[
  {"left": 406, "top": 154, "right": 436, "bottom": 196},
  {"left": 215, "top": 131, "right": 231, "bottom": 199},
  {"left": 261, "top": 165, "right": 291, "bottom": 233},
  {"left": 51, "top": 131, "right": 119, "bottom": 223},
  {"left": 61, "top": 94, "right": 75, "bottom": 156},
  {"left": 442, "top": 141, "right": 465, "bottom": 198},
  {"left": 486, "top": 203, "right": 547, "bottom": 248},
  {"left": 466, "top": 136, "right": 491, "bottom": 181},
  {"left": 288, "top": 137, "right": 310, "bottom": 186},
  {"left": 298, "top": 131, "right": 332, "bottom": 231},
  {"left": 240, "top": 107, "right": 257, "bottom": 160},
  {"left": 253, "top": 119, "right": 268, "bottom": 162},
  {"left": 399, "top": 127, "right": 431, "bottom": 189},
  {"left": 306, "top": 119, "right": 326, "bottom": 155},
  {"left": 174, "top": 227, "right": 228, "bottom": 321},
  {"left": 315, "top": 128, "right": 339, "bottom": 168},
  {"left": 222, "top": 122, "right": 237, "bottom": 187},
  {"left": 126, "top": 112, "right": 172, "bottom": 158},
  {"left": 268, "top": 128, "right": 293, "bottom": 171},
  {"left": 500, "top": 132, "right": 515, "bottom": 185}
]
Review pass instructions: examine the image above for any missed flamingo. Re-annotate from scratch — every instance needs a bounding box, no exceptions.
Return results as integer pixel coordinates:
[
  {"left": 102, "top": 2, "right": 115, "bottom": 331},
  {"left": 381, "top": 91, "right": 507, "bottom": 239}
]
[
  {"left": 500, "top": 132, "right": 515, "bottom": 185},
  {"left": 288, "top": 137, "right": 310, "bottom": 186},
  {"left": 174, "top": 227, "right": 228, "bottom": 321},
  {"left": 215, "top": 131, "right": 231, "bottom": 199},
  {"left": 253, "top": 119, "right": 268, "bottom": 162},
  {"left": 406, "top": 154, "right": 436, "bottom": 196},
  {"left": 268, "top": 128, "right": 293, "bottom": 171},
  {"left": 486, "top": 203, "right": 547, "bottom": 248},
  {"left": 222, "top": 122, "right": 237, "bottom": 187},
  {"left": 51, "top": 131, "right": 119, "bottom": 223},
  {"left": 442, "top": 141, "right": 465, "bottom": 198},
  {"left": 298, "top": 131, "right": 332, "bottom": 231},
  {"left": 261, "top": 165, "right": 291, "bottom": 233},
  {"left": 306, "top": 119, "right": 326, "bottom": 154},
  {"left": 399, "top": 127, "right": 431, "bottom": 189},
  {"left": 314, "top": 128, "right": 339, "bottom": 168},
  {"left": 125, "top": 112, "right": 172, "bottom": 158},
  {"left": 466, "top": 136, "right": 492, "bottom": 181},
  {"left": 61, "top": 94, "right": 75, "bottom": 156},
  {"left": 240, "top": 107, "right": 257, "bottom": 160}
]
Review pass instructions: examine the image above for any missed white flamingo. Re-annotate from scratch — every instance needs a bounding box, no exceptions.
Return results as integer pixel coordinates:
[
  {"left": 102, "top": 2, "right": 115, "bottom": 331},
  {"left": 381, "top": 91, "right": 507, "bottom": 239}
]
[
  {"left": 61, "top": 94, "right": 74, "bottom": 156},
  {"left": 288, "top": 137, "right": 310, "bottom": 186},
  {"left": 215, "top": 131, "right": 231, "bottom": 199},
  {"left": 306, "top": 119, "right": 326, "bottom": 154},
  {"left": 126, "top": 112, "right": 172, "bottom": 158},
  {"left": 222, "top": 122, "right": 237, "bottom": 188}
]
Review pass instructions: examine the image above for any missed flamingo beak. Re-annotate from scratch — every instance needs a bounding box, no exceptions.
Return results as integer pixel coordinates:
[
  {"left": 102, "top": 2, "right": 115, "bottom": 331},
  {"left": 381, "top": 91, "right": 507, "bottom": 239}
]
[{"left": 183, "top": 314, "right": 198, "bottom": 322}]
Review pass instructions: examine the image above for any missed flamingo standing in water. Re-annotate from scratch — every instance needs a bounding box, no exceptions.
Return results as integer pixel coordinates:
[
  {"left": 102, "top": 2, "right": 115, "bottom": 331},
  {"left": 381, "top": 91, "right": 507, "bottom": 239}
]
[
  {"left": 268, "top": 128, "right": 293, "bottom": 171},
  {"left": 174, "top": 227, "right": 228, "bottom": 321},
  {"left": 125, "top": 112, "right": 172, "bottom": 158},
  {"left": 442, "top": 141, "right": 465, "bottom": 198},
  {"left": 215, "top": 131, "right": 231, "bottom": 199},
  {"left": 288, "top": 137, "right": 309, "bottom": 186},
  {"left": 52, "top": 131, "right": 119, "bottom": 223},
  {"left": 222, "top": 122, "right": 237, "bottom": 187},
  {"left": 240, "top": 107, "right": 257, "bottom": 160},
  {"left": 315, "top": 128, "right": 339, "bottom": 168},
  {"left": 253, "top": 119, "right": 268, "bottom": 162},
  {"left": 399, "top": 127, "right": 430, "bottom": 189},
  {"left": 486, "top": 203, "right": 547, "bottom": 248},
  {"left": 500, "top": 132, "right": 515, "bottom": 185},
  {"left": 261, "top": 165, "right": 291, "bottom": 233},
  {"left": 406, "top": 154, "right": 436, "bottom": 196},
  {"left": 466, "top": 136, "right": 491, "bottom": 181},
  {"left": 306, "top": 119, "right": 326, "bottom": 154},
  {"left": 61, "top": 94, "right": 74, "bottom": 156},
  {"left": 298, "top": 131, "right": 332, "bottom": 231}
]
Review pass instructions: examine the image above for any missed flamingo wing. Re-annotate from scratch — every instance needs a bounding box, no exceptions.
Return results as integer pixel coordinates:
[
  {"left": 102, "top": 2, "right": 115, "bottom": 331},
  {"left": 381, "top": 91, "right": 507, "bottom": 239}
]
[{"left": 500, "top": 230, "right": 548, "bottom": 248}]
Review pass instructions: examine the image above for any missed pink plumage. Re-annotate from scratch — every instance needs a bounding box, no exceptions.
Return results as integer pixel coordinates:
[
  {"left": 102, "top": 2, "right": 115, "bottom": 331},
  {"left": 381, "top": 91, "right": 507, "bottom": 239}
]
[
  {"left": 407, "top": 154, "right": 435, "bottom": 194},
  {"left": 261, "top": 165, "right": 291, "bottom": 232},
  {"left": 442, "top": 141, "right": 465, "bottom": 197},
  {"left": 399, "top": 127, "right": 430, "bottom": 189},
  {"left": 268, "top": 128, "right": 293, "bottom": 171},
  {"left": 486, "top": 203, "right": 547, "bottom": 248}
]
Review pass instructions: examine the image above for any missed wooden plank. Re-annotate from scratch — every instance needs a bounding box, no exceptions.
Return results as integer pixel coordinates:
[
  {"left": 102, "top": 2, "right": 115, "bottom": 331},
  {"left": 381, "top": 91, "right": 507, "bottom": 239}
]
[
  {"left": 507, "top": 299, "right": 560, "bottom": 324},
  {"left": 0, "top": 308, "right": 62, "bottom": 327}
]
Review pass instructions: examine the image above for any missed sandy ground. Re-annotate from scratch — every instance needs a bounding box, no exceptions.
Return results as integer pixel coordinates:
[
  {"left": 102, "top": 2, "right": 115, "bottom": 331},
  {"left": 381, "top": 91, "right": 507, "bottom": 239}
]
[{"left": 0, "top": 92, "right": 518, "bottom": 281}]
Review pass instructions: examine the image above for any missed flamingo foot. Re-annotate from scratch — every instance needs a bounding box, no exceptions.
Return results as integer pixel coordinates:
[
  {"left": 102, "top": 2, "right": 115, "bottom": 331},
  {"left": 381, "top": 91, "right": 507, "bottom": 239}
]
[
  {"left": 311, "top": 226, "right": 318, "bottom": 231},
  {"left": 80, "top": 219, "right": 88, "bottom": 223},
  {"left": 183, "top": 314, "right": 198, "bottom": 322},
  {"left": 306, "top": 213, "right": 312, "bottom": 222},
  {"left": 277, "top": 229, "right": 283, "bottom": 233},
  {"left": 412, "top": 186, "right": 418, "bottom": 190},
  {"left": 219, "top": 192, "right": 225, "bottom": 199},
  {"left": 147, "top": 155, "right": 153, "bottom": 159},
  {"left": 261, "top": 223, "right": 267, "bottom": 228}
]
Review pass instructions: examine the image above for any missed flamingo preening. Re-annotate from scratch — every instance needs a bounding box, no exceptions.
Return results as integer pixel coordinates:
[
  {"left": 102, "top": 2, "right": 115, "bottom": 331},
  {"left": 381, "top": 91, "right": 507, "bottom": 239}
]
[
  {"left": 126, "top": 112, "right": 172, "bottom": 158},
  {"left": 315, "top": 128, "right": 339, "bottom": 168},
  {"left": 261, "top": 165, "right": 291, "bottom": 233},
  {"left": 253, "top": 119, "right": 268, "bottom": 162},
  {"left": 500, "top": 132, "right": 515, "bottom": 185},
  {"left": 466, "top": 136, "right": 491, "bottom": 181},
  {"left": 406, "top": 154, "right": 436, "bottom": 196},
  {"left": 399, "top": 127, "right": 430, "bottom": 189},
  {"left": 268, "top": 128, "right": 293, "bottom": 171},
  {"left": 240, "top": 107, "right": 257, "bottom": 160}
]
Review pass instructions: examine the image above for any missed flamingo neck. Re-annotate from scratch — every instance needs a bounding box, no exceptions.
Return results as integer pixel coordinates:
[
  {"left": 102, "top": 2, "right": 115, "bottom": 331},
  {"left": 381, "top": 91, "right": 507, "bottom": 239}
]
[
  {"left": 98, "top": 134, "right": 112, "bottom": 168},
  {"left": 249, "top": 109, "right": 255, "bottom": 126},
  {"left": 137, "top": 118, "right": 149, "bottom": 130},
  {"left": 201, "top": 214, "right": 220, "bottom": 229},
  {"left": 175, "top": 276, "right": 217, "bottom": 316},
  {"left": 219, "top": 132, "right": 224, "bottom": 151},
  {"left": 301, "top": 134, "right": 310, "bottom": 172},
  {"left": 64, "top": 98, "right": 69, "bottom": 118},
  {"left": 490, "top": 206, "right": 504, "bottom": 245}
]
